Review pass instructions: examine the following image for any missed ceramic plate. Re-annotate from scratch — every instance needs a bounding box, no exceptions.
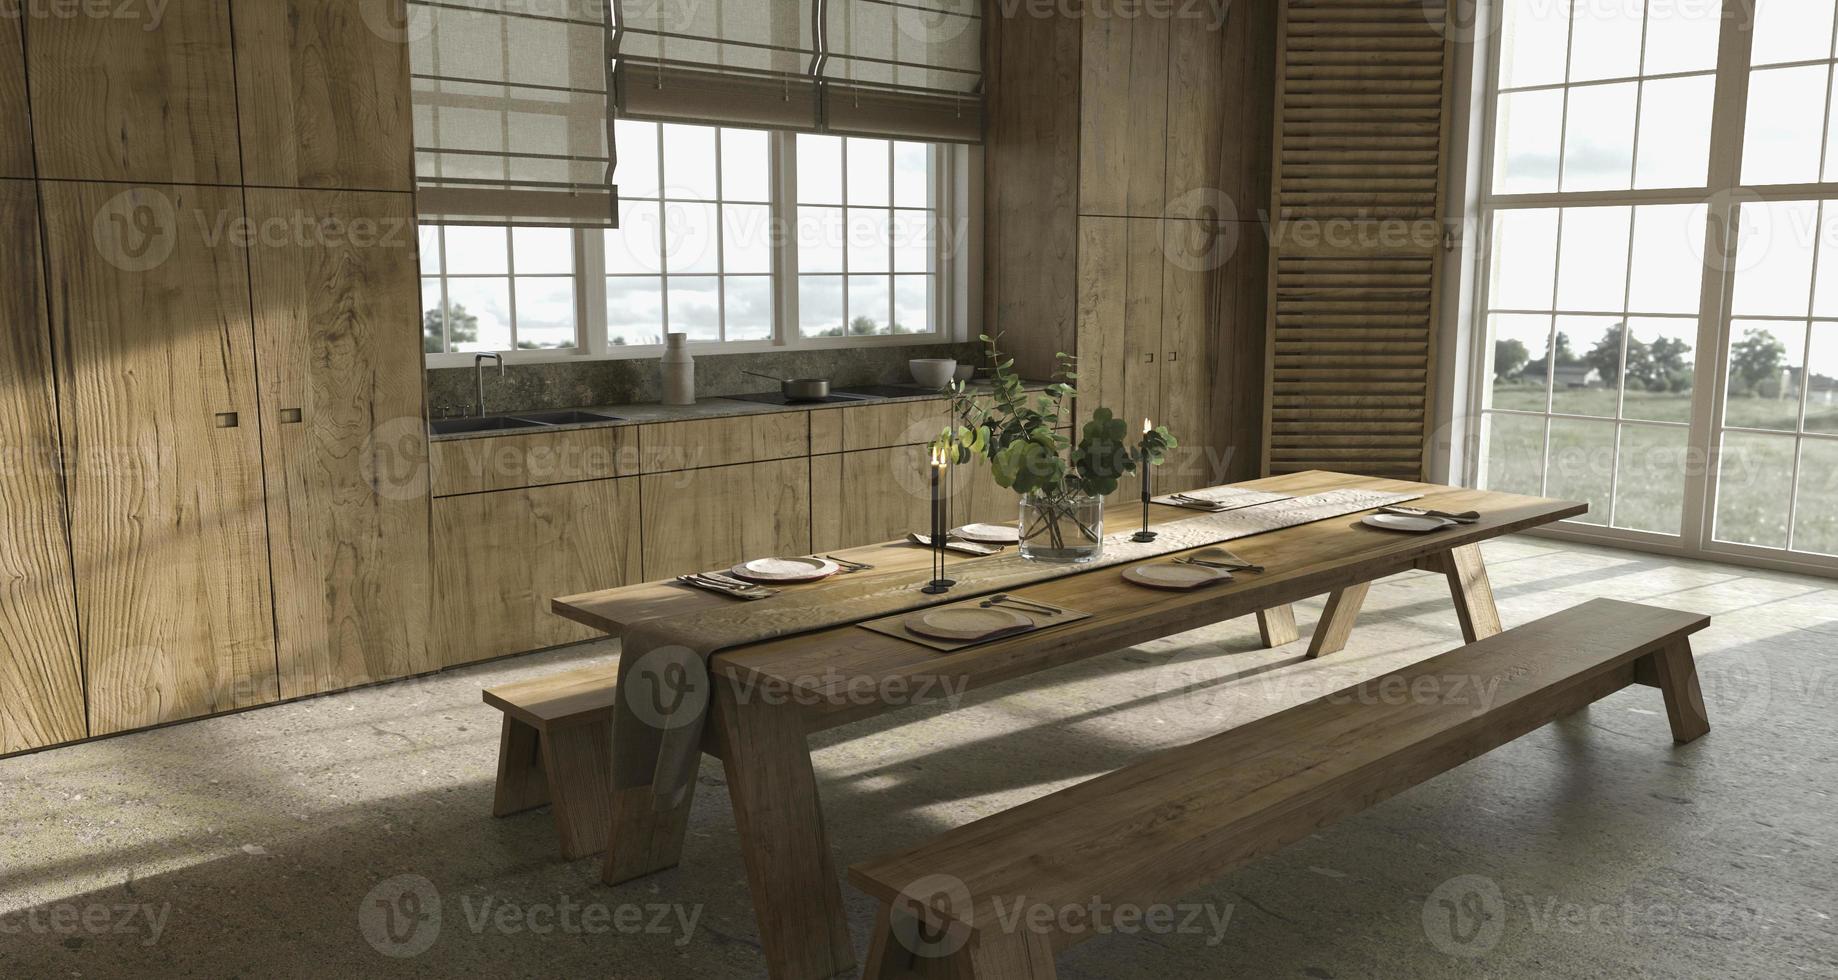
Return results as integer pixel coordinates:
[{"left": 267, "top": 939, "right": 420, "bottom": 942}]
[
  {"left": 953, "top": 523, "right": 1022, "bottom": 544},
  {"left": 906, "top": 606, "right": 1034, "bottom": 641},
  {"left": 1122, "top": 563, "right": 1233, "bottom": 590},
  {"left": 729, "top": 556, "right": 840, "bottom": 583},
  {"left": 1361, "top": 513, "right": 1454, "bottom": 534}
]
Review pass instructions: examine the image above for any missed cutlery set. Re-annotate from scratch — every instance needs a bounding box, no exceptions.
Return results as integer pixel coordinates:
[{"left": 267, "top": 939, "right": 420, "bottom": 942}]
[{"left": 675, "top": 572, "right": 778, "bottom": 600}]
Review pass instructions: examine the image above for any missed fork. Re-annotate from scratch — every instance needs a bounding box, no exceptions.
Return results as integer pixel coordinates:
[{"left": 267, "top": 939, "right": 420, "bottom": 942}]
[
  {"left": 1384, "top": 505, "right": 1481, "bottom": 524},
  {"left": 824, "top": 554, "right": 875, "bottom": 572},
  {"left": 983, "top": 593, "right": 1062, "bottom": 615}
]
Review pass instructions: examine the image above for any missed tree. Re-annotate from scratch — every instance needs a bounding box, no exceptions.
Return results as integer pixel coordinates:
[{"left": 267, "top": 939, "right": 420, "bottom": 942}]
[
  {"left": 1494, "top": 338, "right": 1530, "bottom": 381},
  {"left": 849, "top": 316, "right": 880, "bottom": 336},
  {"left": 1552, "top": 330, "right": 1578, "bottom": 366},
  {"left": 1647, "top": 336, "right": 1694, "bottom": 393},
  {"left": 1730, "top": 327, "right": 1787, "bottom": 396},
  {"left": 424, "top": 303, "right": 479, "bottom": 353},
  {"left": 1586, "top": 322, "right": 1648, "bottom": 388}
]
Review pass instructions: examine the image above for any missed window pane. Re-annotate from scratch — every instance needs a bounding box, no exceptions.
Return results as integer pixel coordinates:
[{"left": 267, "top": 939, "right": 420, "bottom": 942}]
[
  {"left": 1614, "top": 424, "right": 1689, "bottom": 534},
  {"left": 664, "top": 201, "right": 719, "bottom": 275},
  {"left": 1489, "top": 313, "right": 1553, "bottom": 411},
  {"left": 662, "top": 123, "right": 719, "bottom": 199},
  {"left": 421, "top": 278, "right": 445, "bottom": 354},
  {"left": 1806, "top": 325, "right": 1838, "bottom": 431},
  {"left": 1556, "top": 206, "right": 1631, "bottom": 312},
  {"left": 1792, "top": 438, "right": 1838, "bottom": 553},
  {"left": 797, "top": 134, "right": 844, "bottom": 204},
  {"left": 1627, "top": 203, "right": 1706, "bottom": 314},
  {"left": 893, "top": 142, "right": 930, "bottom": 208},
  {"left": 848, "top": 275, "right": 891, "bottom": 335},
  {"left": 798, "top": 207, "right": 845, "bottom": 273},
  {"left": 1484, "top": 412, "right": 1548, "bottom": 496},
  {"left": 615, "top": 120, "right": 661, "bottom": 199},
  {"left": 1643, "top": 0, "right": 1722, "bottom": 75},
  {"left": 513, "top": 277, "right": 577, "bottom": 349},
  {"left": 725, "top": 276, "right": 773, "bottom": 341},
  {"left": 1561, "top": 81, "right": 1637, "bottom": 191},
  {"left": 1546, "top": 417, "right": 1618, "bottom": 524},
  {"left": 512, "top": 226, "right": 573, "bottom": 275},
  {"left": 799, "top": 275, "right": 846, "bottom": 337},
  {"left": 443, "top": 277, "right": 512, "bottom": 351},
  {"left": 1749, "top": 0, "right": 1835, "bottom": 66},
  {"left": 847, "top": 208, "right": 891, "bottom": 273},
  {"left": 1498, "top": 0, "right": 1570, "bottom": 89},
  {"left": 1489, "top": 208, "right": 1560, "bottom": 310},
  {"left": 1493, "top": 89, "right": 1563, "bottom": 193},
  {"left": 443, "top": 226, "right": 509, "bottom": 275},
  {"left": 894, "top": 275, "right": 931, "bottom": 335},
  {"left": 1634, "top": 75, "right": 1714, "bottom": 189},
  {"left": 608, "top": 201, "right": 664, "bottom": 274},
  {"left": 1551, "top": 315, "right": 1624, "bottom": 416},
  {"left": 1726, "top": 320, "right": 1807, "bottom": 427},
  {"left": 846, "top": 138, "right": 891, "bottom": 207},
  {"left": 1732, "top": 200, "right": 1818, "bottom": 317},
  {"left": 723, "top": 203, "right": 773, "bottom": 275},
  {"left": 1623, "top": 317, "right": 1698, "bottom": 421},
  {"left": 721, "top": 129, "right": 771, "bottom": 202},
  {"left": 419, "top": 226, "right": 441, "bottom": 274},
  {"left": 893, "top": 210, "right": 933, "bottom": 273},
  {"left": 1742, "top": 65, "right": 1829, "bottom": 185},
  {"left": 1715, "top": 430, "right": 1798, "bottom": 546},
  {"left": 667, "top": 275, "right": 721, "bottom": 341},
  {"left": 607, "top": 277, "right": 663, "bottom": 347},
  {"left": 1567, "top": 0, "right": 1644, "bottom": 82}
]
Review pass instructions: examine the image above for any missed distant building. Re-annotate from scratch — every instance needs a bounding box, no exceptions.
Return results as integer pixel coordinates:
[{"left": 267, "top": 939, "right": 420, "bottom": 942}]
[{"left": 1553, "top": 364, "right": 1602, "bottom": 389}]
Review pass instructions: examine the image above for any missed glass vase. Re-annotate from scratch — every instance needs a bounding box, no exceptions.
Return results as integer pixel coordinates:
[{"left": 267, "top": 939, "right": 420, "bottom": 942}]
[{"left": 1018, "top": 492, "right": 1104, "bottom": 563}]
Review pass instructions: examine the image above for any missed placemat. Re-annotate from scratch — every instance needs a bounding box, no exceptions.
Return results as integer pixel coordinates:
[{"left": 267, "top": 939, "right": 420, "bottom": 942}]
[{"left": 858, "top": 596, "right": 1092, "bottom": 653}]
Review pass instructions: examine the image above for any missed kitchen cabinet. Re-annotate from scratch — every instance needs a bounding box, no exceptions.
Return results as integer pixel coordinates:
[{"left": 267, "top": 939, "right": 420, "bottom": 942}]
[
  {"left": 638, "top": 412, "right": 808, "bottom": 473},
  {"left": 26, "top": 0, "right": 241, "bottom": 184},
  {"left": 43, "top": 182, "right": 277, "bottom": 734},
  {"left": 641, "top": 458, "right": 812, "bottom": 580},
  {"left": 434, "top": 479, "right": 643, "bottom": 667},
  {"left": 813, "top": 445, "right": 1022, "bottom": 553},
  {"left": 246, "top": 188, "right": 433, "bottom": 698},
  {"left": 840, "top": 397, "right": 955, "bottom": 452},
  {"left": 1, "top": 18, "right": 28, "bottom": 178},
  {"left": 433, "top": 426, "right": 637, "bottom": 497},
  {"left": 0, "top": 180, "right": 85, "bottom": 753}
]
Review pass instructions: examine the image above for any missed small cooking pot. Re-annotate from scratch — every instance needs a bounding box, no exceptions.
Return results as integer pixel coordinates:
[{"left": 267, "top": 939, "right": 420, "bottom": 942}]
[{"left": 744, "top": 370, "right": 831, "bottom": 402}]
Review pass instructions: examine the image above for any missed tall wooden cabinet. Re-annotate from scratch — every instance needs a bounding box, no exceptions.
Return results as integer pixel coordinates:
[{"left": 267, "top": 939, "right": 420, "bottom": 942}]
[
  {"left": 0, "top": 181, "right": 85, "bottom": 753},
  {"left": 1, "top": 18, "right": 29, "bottom": 178}
]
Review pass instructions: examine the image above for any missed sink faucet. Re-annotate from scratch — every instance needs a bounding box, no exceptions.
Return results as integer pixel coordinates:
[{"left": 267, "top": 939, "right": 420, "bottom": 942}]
[{"left": 474, "top": 353, "right": 503, "bottom": 417}]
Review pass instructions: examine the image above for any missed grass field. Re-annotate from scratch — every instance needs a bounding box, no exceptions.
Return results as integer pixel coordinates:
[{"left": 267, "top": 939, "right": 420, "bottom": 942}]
[{"left": 1484, "top": 384, "right": 1838, "bottom": 557}]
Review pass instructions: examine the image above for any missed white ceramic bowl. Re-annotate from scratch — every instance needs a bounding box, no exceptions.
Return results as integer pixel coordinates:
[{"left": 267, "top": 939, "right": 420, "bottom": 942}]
[{"left": 910, "top": 358, "right": 958, "bottom": 389}]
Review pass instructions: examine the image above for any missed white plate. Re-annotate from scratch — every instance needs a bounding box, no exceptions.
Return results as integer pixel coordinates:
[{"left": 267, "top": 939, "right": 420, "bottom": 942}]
[
  {"left": 1122, "top": 563, "right": 1233, "bottom": 591},
  {"left": 953, "top": 523, "right": 1022, "bottom": 544},
  {"left": 1362, "top": 513, "right": 1454, "bottom": 533},
  {"left": 905, "top": 606, "right": 1033, "bottom": 641},
  {"left": 728, "top": 556, "right": 840, "bottom": 583}
]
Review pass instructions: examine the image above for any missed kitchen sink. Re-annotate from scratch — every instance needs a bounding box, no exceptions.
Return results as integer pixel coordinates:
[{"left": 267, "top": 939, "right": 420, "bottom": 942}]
[
  {"left": 430, "top": 415, "right": 548, "bottom": 435},
  {"left": 510, "top": 410, "right": 623, "bottom": 426}
]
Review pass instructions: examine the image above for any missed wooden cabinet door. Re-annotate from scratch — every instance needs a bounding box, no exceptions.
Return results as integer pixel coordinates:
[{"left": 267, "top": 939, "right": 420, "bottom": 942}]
[
  {"left": 0, "top": 180, "right": 85, "bottom": 753},
  {"left": 233, "top": 0, "right": 414, "bottom": 190},
  {"left": 43, "top": 182, "right": 276, "bottom": 735},
  {"left": 1, "top": 18, "right": 29, "bottom": 178},
  {"left": 641, "top": 459, "right": 811, "bottom": 580},
  {"left": 433, "top": 479, "right": 642, "bottom": 667},
  {"left": 1078, "top": 11, "right": 1169, "bottom": 218},
  {"left": 245, "top": 189, "right": 432, "bottom": 697},
  {"left": 1075, "top": 216, "right": 1165, "bottom": 501},
  {"left": 26, "top": 0, "right": 240, "bottom": 183},
  {"left": 1159, "top": 218, "right": 1227, "bottom": 492}
]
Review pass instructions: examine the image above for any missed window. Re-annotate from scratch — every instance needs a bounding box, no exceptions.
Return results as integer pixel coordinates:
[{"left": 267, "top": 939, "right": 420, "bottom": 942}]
[{"left": 421, "top": 122, "right": 963, "bottom": 364}]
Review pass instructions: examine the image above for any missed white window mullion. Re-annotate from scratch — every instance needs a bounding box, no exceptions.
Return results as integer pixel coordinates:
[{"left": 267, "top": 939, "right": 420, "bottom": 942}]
[{"left": 774, "top": 132, "right": 799, "bottom": 347}]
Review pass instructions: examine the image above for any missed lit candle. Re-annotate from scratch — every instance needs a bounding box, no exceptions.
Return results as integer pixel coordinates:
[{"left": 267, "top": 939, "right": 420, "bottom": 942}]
[{"left": 1134, "top": 419, "right": 1159, "bottom": 543}]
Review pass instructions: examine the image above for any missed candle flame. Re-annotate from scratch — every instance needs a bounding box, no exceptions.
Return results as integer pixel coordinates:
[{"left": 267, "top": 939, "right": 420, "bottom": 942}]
[{"left": 1143, "top": 418, "right": 1153, "bottom": 434}]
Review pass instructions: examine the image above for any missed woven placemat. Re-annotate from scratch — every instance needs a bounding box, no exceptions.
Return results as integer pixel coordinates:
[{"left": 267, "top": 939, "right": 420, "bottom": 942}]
[{"left": 859, "top": 595, "right": 1092, "bottom": 653}]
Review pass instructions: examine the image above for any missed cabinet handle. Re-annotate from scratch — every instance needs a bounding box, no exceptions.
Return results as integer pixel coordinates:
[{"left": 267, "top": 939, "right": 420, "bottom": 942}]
[
  {"left": 279, "top": 408, "right": 303, "bottom": 424},
  {"left": 214, "top": 413, "right": 239, "bottom": 429},
  {"left": 1168, "top": 350, "right": 1179, "bottom": 363},
  {"left": 1143, "top": 353, "right": 1155, "bottom": 364}
]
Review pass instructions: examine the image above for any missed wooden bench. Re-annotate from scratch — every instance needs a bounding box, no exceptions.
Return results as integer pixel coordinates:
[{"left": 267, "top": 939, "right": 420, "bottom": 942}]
[
  {"left": 484, "top": 662, "right": 622, "bottom": 860},
  {"left": 849, "top": 598, "right": 1713, "bottom": 979}
]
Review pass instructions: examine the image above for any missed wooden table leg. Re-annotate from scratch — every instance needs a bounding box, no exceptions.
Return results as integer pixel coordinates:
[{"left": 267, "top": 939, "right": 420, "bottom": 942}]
[
  {"left": 1256, "top": 605, "right": 1300, "bottom": 646},
  {"left": 713, "top": 681, "right": 855, "bottom": 980},
  {"left": 602, "top": 780, "right": 698, "bottom": 884},
  {"left": 1435, "top": 543, "right": 1503, "bottom": 643},
  {"left": 1307, "top": 582, "right": 1371, "bottom": 659}
]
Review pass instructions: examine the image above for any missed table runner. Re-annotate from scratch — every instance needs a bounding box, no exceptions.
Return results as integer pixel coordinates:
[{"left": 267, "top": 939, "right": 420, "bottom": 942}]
[{"left": 612, "top": 487, "right": 1421, "bottom": 810}]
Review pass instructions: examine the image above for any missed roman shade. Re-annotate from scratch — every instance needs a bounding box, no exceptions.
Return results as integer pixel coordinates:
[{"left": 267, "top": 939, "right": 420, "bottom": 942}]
[
  {"left": 611, "top": 0, "right": 984, "bottom": 142},
  {"left": 409, "top": 0, "right": 618, "bottom": 226}
]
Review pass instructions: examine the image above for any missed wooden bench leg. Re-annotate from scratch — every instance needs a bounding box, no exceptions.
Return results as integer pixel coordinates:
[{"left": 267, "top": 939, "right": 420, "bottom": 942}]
[
  {"left": 538, "top": 719, "right": 614, "bottom": 861},
  {"left": 1647, "top": 640, "right": 1711, "bottom": 744},
  {"left": 492, "top": 717, "right": 550, "bottom": 817},
  {"left": 1436, "top": 543, "right": 1503, "bottom": 643},
  {"left": 960, "top": 930, "right": 1058, "bottom": 980},
  {"left": 1256, "top": 605, "right": 1300, "bottom": 646},
  {"left": 1307, "top": 581, "right": 1371, "bottom": 659}
]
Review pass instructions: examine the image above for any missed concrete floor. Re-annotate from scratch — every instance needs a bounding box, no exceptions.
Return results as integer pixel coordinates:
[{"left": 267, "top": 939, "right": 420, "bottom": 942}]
[{"left": 2, "top": 535, "right": 1834, "bottom": 979}]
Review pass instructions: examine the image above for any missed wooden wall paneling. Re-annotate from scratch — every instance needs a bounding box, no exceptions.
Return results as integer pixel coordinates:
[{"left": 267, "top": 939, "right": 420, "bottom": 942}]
[
  {"left": 640, "top": 458, "right": 812, "bottom": 580},
  {"left": 1160, "top": 218, "right": 1222, "bottom": 492},
  {"left": 639, "top": 412, "right": 809, "bottom": 473},
  {"left": 433, "top": 479, "right": 642, "bottom": 667},
  {"left": 1213, "top": 216, "right": 1270, "bottom": 484},
  {"left": 43, "top": 182, "right": 276, "bottom": 734},
  {"left": 0, "top": 180, "right": 85, "bottom": 753},
  {"left": 1075, "top": 217, "right": 1129, "bottom": 431},
  {"left": 245, "top": 188, "right": 433, "bottom": 697},
  {"left": 1163, "top": 17, "right": 1230, "bottom": 219},
  {"left": 1078, "top": 9, "right": 1169, "bottom": 217},
  {"left": 432, "top": 426, "right": 637, "bottom": 496},
  {"left": 232, "top": 0, "right": 415, "bottom": 190},
  {"left": 0, "top": 18, "right": 30, "bottom": 178},
  {"left": 27, "top": 0, "right": 241, "bottom": 183},
  {"left": 983, "top": 5, "right": 1081, "bottom": 379}
]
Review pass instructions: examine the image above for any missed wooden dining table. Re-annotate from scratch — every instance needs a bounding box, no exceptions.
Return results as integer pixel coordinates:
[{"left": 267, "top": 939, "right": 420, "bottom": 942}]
[{"left": 552, "top": 470, "right": 1585, "bottom": 980}]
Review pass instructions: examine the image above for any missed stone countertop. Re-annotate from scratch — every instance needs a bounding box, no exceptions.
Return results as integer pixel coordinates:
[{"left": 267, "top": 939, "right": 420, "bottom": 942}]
[{"left": 427, "top": 380, "right": 1050, "bottom": 442}]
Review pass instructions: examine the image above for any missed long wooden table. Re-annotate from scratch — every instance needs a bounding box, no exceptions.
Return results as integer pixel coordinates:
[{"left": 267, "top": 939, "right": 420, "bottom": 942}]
[{"left": 553, "top": 471, "right": 1585, "bottom": 979}]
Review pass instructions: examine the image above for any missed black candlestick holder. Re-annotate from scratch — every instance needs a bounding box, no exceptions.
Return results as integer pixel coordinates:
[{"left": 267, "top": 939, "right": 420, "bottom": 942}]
[
  {"left": 1132, "top": 463, "right": 1159, "bottom": 543},
  {"left": 923, "top": 448, "right": 955, "bottom": 594}
]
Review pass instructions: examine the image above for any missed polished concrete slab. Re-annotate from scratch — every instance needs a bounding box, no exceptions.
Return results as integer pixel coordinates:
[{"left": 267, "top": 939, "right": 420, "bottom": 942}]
[{"left": 2, "top": 536, "right": 1833, "bottom": 978}]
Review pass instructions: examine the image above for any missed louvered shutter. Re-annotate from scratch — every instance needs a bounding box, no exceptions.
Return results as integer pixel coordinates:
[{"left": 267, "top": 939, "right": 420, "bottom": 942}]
[{"left": 1262, "top": 0, "right": 1456, "bottom": 480}]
